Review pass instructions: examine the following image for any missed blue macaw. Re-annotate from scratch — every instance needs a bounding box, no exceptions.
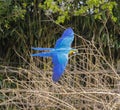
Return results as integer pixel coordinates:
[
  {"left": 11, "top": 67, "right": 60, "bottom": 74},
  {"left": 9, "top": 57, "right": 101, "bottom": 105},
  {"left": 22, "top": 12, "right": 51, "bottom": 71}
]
[{"left": 31, "top": 27, "right": 77, "bottom": 82}]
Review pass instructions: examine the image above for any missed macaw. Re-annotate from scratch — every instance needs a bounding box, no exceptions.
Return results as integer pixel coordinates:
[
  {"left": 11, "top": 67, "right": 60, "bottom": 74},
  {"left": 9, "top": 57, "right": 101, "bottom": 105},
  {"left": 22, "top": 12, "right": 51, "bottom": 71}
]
[{"left": 31, "top": 27, "right": 77, "bottom": 82}]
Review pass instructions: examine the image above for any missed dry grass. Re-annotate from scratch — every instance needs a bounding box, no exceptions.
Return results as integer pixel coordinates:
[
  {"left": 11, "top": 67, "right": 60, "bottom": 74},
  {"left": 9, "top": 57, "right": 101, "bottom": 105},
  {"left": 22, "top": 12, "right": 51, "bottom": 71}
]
[{"left": 0, "top": 38, "right": 120, "bottom": 110}]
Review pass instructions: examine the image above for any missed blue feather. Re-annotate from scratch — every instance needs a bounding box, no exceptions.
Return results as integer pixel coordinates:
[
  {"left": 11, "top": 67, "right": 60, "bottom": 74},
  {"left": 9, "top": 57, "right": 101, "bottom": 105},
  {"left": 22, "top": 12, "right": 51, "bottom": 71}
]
[
  {"left": 31, "top": 27, "right": 75, "bottom": 82},
  {"left": 31, "top": 52, "right": 51, "bottom": 57},
  {"left": 52, "top": 53, "right": 68, "bottom": 82},
  {"left": 31, "top": 47, "right": 54, "bottom": 51},
  {"left": 54, "top": 28, "right": 74, "bottom": 48}
]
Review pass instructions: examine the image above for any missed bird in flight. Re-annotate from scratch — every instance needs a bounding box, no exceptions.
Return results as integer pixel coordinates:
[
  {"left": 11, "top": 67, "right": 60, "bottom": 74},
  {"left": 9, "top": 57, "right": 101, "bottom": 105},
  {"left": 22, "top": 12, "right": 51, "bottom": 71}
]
[{"left": 31, "top": 27, "right": 77, "bottom": 82}]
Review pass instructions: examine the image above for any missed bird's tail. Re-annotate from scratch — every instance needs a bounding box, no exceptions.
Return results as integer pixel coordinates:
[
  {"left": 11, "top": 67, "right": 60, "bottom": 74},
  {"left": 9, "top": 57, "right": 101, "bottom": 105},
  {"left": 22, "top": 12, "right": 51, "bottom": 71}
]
[
  {"left": 31, "top": 52, "right": 51, "bottom": 57},
  {"left": 31, "top": 47, "right": 54, "bottom": 51}
]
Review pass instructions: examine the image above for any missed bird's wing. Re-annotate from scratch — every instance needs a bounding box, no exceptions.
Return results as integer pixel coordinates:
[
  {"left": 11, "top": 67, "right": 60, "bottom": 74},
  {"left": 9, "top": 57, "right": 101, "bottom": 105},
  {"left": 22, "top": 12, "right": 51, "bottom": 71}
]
[
  {"left": 31, "top": 52, "right": 51, "bottom": 57},
  {"left": 54, "top": 28, "right": 74, "bottom": 48},
  {"left": 52, "top": 53, "right": 68, "bottom": 82},
  {"left": 31, "top": 47, "right": 54, "bottom": 51}
]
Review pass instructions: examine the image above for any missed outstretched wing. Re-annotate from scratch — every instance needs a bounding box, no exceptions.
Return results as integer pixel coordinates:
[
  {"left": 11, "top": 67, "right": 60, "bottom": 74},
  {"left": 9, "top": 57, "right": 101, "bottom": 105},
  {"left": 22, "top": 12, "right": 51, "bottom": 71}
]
[
  {"left": 54, "top": 27, "right": 74, "bottom": 48},
  {"left": 52, "top": 53, "right": 68, "bottom": 82}
]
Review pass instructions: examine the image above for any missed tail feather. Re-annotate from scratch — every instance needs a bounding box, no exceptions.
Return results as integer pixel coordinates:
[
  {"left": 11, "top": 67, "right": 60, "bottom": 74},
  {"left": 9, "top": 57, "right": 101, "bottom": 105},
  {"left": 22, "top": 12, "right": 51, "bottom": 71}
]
[
  {"left": 31, "top": 47, "right": 54, "bottom": 51},
  {"left": 31, "top": 52, "right": 51, "bottom": 57}
]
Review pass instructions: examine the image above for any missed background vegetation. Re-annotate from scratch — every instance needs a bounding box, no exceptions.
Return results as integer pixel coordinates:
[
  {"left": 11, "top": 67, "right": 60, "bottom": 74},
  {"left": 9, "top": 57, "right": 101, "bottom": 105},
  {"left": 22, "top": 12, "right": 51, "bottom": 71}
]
[{"left": 0, "top": 0, "right": 120, "bottom": 109}]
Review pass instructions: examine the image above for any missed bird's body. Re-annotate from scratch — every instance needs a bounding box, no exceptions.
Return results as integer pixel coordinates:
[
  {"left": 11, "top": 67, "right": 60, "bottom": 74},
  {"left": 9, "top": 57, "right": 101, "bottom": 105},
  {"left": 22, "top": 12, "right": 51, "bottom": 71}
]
[{"left": 31, "top": 28, "right": 77, "bottom": 82}]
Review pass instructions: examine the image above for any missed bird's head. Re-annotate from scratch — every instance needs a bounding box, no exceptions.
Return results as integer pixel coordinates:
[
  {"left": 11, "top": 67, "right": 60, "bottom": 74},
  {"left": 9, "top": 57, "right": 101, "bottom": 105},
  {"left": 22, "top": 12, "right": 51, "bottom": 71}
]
[{"left": 69, "top": 49, "right": 78, "bottom": 55}]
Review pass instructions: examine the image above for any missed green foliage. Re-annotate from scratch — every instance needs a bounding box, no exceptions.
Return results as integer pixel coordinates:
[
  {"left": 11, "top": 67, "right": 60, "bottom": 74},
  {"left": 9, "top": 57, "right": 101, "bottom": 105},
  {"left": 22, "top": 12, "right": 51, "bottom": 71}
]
[
  {"left": 39, "top": 0, "right": 117, "bottom": 23},
  {"left": 0, "top": 1, "right": 120, "bottom": 110},
  {"left": 39, "top": 0, "right": 71, "bottom": 23},
  {"left": 12, "top": 5, "right": 26, "bottom": 21},
  {"left": 0, "top": 0, "right": 119, "bottom": 65},
  {"left": 0, "top": 0, "right": 26, "bottom": 30}
]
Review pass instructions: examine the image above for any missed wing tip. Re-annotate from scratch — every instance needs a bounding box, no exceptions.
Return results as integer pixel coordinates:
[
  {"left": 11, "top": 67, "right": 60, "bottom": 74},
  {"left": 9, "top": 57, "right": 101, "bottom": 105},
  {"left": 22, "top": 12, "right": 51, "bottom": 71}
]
[
  {"left": 66, "top": 27, "right": 74, "bottom": 33},
  {"left": 52, "top": 74, "right": 61, "bottom": 82},
  {"left": 52, "top": 77, "right": 59, "bottom": 82},
  {"left": 52, "top": 72, "right": 64, "bottom": 82}
]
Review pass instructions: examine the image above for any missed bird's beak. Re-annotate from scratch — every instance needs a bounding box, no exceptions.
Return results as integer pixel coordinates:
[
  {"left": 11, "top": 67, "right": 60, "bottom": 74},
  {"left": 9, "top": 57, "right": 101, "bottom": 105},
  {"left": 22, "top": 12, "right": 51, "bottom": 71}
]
[{"left": 69, "top": 49, "right": 78, "bottom": 55}]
